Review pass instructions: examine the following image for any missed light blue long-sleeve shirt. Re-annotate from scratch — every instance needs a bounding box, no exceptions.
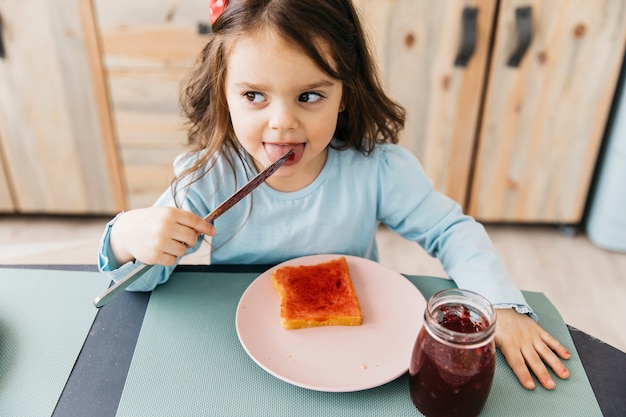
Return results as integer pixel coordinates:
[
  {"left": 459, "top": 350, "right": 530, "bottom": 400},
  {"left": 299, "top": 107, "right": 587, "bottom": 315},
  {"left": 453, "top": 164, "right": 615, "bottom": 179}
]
[{"left": 99, "top": 143, "right": 533, "bottom": 316}]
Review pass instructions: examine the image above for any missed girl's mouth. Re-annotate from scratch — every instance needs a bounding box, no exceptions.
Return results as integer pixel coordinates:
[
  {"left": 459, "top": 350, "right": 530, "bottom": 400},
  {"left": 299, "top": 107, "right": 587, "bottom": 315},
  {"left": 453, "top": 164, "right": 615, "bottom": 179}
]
[{"left": 263, "top": 142, "right": 304, "bottom": 165}]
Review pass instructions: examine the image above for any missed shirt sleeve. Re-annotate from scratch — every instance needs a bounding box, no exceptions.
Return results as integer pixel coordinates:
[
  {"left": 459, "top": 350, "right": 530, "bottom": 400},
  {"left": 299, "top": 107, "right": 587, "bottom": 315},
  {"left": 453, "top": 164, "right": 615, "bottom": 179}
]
[
  {"left": 376, "top": 145, "right": 537, "bottom": 320},
  {"left": 97, "top": 152, "right": 210, "bottom": 292}
]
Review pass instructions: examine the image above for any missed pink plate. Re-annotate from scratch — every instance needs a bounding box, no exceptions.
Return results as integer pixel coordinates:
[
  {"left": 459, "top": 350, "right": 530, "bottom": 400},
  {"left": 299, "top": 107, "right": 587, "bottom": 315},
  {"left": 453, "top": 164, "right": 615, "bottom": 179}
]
[{"left": 235, "top": 254, "right": 426, "bottom": 392}]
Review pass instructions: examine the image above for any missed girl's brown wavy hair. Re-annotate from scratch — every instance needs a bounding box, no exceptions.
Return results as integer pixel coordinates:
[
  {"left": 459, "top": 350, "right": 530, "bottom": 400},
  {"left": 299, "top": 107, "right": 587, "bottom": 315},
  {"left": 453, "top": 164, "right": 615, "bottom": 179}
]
[{"left": 176, "top": 0, "right": 405, "bottom": 192}]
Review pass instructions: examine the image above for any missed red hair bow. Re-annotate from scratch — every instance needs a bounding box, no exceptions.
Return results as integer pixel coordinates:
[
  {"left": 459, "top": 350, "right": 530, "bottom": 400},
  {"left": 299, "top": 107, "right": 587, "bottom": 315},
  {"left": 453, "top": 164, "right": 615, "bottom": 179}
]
[{"left": 210, "top": 0, "right": 228, "bottom": 25}]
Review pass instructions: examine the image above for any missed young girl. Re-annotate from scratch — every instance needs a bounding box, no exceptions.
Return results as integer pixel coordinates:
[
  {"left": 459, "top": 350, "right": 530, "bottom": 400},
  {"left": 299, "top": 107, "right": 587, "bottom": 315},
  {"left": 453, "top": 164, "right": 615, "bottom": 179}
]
[{"left": 99, "top": 0, "right": 570, "bottom": 391}]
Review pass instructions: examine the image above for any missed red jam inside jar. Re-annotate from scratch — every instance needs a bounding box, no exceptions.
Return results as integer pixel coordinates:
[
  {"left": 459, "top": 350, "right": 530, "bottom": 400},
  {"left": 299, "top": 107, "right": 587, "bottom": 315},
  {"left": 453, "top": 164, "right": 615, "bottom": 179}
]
[{"left": 409, "top": 289, "right": 496, "bottom": 417}]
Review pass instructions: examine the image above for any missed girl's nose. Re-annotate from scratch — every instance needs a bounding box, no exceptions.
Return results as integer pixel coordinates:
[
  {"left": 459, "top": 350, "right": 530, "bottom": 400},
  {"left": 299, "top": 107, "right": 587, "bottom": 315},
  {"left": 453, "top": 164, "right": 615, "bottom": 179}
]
[{"left": 268, "top": 102, "right": 298, "bottom": 131}]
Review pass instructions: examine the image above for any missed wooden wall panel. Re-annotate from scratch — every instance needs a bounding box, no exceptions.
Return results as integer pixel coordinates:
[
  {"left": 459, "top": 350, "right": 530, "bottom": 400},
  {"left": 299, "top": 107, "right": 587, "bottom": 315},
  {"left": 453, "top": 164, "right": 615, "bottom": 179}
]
[
  {"left": 0, "top": 0, "right": 124, "bottom": 214},
  {"left": 94, "top": 0, "right": 208, "bottom": 209}
]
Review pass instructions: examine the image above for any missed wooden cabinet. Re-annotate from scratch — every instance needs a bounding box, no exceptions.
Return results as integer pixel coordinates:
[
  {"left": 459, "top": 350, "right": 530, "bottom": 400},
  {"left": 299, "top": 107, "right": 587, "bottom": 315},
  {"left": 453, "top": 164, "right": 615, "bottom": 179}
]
[
  {"left": 93, "top": 0, "right": 208, "bottom": 209},
  {"left": 356, "top": 0, "right": 626, "bottom": 223},
  {"left": 0, "top": 0, "right": 624, "bottom": 220},
  {"left": 354, "top": 0, "right": 496, "bottom": 208},
  {"left": 0, "top": 155, "right": 13, "bottom": 211},
  {"left": 0, "top": 0, "right": 124, "bottom": 214},
  {"left": 470, "top": 0, "right": 626, "bottom": 222}
]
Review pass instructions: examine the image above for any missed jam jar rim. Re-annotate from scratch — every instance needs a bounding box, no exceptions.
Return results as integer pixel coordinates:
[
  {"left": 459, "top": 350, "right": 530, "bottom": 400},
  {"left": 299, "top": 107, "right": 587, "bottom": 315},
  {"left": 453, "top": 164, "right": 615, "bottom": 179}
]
[{"left": 423, "top": 288, "right": 497, "bottom": 349}]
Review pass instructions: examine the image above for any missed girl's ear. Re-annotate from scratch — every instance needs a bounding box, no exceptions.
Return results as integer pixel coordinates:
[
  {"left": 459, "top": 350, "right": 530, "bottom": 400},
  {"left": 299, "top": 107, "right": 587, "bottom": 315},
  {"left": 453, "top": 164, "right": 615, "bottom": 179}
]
[{"left": 339, "top": 100, "right": 346, "bottom": 112}]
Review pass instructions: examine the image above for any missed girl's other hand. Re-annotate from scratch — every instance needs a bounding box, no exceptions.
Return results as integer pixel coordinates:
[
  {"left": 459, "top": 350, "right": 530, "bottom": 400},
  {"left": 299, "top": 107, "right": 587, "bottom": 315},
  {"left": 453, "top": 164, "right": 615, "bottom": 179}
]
[
  {"left": 495, "top": 308, "right": 571, "bottom": 390},
  {"left": 109, "top": 207, "right": 216, "bottom": 266}
]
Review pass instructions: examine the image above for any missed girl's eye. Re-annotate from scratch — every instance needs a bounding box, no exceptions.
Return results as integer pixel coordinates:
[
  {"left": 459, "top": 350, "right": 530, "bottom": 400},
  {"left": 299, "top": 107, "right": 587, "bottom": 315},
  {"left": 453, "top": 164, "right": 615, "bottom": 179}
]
[
  {"left": 298, "top": 92, "right": 323, "bottom": 103},
  {"left": 244, "top": 92, "right": 265, "bottom": 103}
]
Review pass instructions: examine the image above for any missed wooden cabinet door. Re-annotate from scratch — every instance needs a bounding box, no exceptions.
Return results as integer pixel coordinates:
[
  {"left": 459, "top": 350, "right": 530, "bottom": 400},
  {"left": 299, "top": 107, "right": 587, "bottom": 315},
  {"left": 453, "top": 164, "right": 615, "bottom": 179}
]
[
  {"left": 469, "top": 0, "right": 626, "bottom": 222},
  {"left": 94, "top": 0, "right": 209, "bottom": 209},
  {"left": 0, "top": 0, "right": 124, "bottom": 214},
  {"left": 354, "top": 0, "right": 496, "bottom": 207},
  {"left": 0, "top": 151, "right": 14, "bottom": 211}
]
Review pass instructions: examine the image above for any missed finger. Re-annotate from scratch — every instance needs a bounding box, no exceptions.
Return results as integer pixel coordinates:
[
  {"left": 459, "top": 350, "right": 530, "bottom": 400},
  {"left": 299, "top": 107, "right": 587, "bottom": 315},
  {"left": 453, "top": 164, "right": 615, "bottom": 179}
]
[
  {"left": 203, "top": 221, "right": 216, "bottom": 236},
  {"left": 534, "top": 338, "right": 570, "bottom": 380},
  {"left": 162, "top": 237, "right": 189, "bottom": 259},
  {"left": 500, "top": 345, "right": 537, "bottom": 390},
  {"left": 158, "top": 252, "right": 180, "bottom": 266},
  {"left": 156, "top": 238, "right": 188, "bottom": 265},
  {"left": 177, "top": 212, "right": 216, "bottom": 236},
  {"left": 142, "top": 249, "right": 180, "bottom": 267},
  {"left": 171, "top": 227, "right": 202, "bottom": 249},
  {"left": 522, "top": 346, "right": 556, "bottom": 390},
  {"left": 540, "top": 331, "right": 571, "bottom": 360}
]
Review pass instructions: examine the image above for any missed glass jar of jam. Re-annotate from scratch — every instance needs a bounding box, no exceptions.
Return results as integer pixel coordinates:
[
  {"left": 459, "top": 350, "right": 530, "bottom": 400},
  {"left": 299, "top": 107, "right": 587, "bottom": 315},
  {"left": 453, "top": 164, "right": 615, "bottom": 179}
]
[{"left": 409, "top": 289, "right": 496, "bottom": 417}]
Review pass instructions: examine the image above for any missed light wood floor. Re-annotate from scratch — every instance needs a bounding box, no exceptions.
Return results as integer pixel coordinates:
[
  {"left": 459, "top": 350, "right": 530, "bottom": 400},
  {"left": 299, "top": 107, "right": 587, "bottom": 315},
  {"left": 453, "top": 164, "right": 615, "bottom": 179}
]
[{"left": 1, "top": 215, "right": 624, "bottom": 353}]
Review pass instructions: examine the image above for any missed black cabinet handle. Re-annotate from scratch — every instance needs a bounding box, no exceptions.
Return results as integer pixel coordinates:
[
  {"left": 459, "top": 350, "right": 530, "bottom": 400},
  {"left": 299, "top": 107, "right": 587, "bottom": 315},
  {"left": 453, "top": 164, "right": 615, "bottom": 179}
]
[
  {"left": 455, "top": 7, "right": 478, "bottom": 67},
  {"left": 507, "top": 6, "right": 532, "bottom": 67},
  {"left": 197, "top": 22, "right": 212, "bottom": 35},
  {"left": 0, "top": 12, "right": 6, "bottom": 59}
]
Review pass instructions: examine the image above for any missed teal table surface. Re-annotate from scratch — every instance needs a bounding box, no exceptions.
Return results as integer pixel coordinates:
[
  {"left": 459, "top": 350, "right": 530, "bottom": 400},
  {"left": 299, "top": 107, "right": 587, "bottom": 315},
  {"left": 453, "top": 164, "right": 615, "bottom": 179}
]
[
  {"left": 3, "top": 264, "right": 623, "bottom": 417},
  {"left": 114, "top": 270, "right": 600, "bottom": 417}
]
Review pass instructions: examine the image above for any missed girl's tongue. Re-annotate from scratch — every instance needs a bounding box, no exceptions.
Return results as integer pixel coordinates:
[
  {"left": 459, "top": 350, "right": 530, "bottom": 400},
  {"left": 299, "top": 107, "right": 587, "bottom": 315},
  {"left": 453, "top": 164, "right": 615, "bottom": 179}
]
[{"left": 264, "top": 143, "right": 304, "bottom": 165}]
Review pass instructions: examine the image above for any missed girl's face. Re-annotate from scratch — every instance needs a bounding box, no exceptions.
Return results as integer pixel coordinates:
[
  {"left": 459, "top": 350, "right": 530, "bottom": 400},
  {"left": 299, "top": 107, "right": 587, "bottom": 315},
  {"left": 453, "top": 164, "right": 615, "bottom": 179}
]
[{"left": 225, "top": 29, "right": 344, "bottom": 192}]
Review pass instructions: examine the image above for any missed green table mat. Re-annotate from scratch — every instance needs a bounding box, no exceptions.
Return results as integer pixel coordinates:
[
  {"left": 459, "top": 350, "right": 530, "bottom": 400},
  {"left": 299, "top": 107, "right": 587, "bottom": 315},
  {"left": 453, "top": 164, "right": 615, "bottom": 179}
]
[
  {"left": 0, "top": 268, "right": 111, "bottom": 417},
  {"left": 115, "top": 272, "right": 602, "bottom": 417}
]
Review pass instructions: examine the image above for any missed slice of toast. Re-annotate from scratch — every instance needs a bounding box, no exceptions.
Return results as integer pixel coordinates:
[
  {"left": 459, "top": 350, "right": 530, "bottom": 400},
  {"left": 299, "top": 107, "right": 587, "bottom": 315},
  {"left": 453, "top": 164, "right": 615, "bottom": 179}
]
[{"left": 271, "top": 256, "right": 363, "bottom": 330}]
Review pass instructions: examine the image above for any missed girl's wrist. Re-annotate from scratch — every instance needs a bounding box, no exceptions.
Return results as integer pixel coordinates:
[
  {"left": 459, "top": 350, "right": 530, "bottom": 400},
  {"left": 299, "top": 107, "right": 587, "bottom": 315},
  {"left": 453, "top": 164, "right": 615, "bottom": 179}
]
[{"left": 109, "top": 211, "right": 135, "bottom": 266}]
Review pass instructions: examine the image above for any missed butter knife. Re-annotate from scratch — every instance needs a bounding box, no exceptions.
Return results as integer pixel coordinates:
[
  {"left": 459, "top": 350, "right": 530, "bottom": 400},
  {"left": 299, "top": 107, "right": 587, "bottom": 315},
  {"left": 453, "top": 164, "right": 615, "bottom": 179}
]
[{"left": 93, "top": 149, "right": 295, "bottom": 308}]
